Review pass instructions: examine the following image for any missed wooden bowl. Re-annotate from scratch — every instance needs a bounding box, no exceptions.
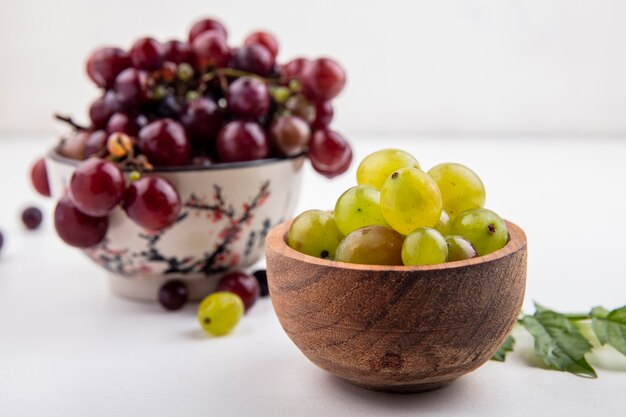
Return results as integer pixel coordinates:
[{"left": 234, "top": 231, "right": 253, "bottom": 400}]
[{"left": 265, "top": 220, "right": 527, "bottom": 393}]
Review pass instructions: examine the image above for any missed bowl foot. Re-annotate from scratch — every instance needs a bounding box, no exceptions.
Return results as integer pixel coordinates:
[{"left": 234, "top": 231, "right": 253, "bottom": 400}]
[
  {"left": 347, "top": 379, "right": 453, "bottom": 394},
  {"left": 109, "top": 274, "right": 218, "bottom": 302}
]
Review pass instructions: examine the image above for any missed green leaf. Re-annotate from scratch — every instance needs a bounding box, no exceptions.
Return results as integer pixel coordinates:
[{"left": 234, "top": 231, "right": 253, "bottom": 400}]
[
  {"left": 520, "top": 304, "right": 597, "bottom": 378},
  {"left": 492, "top": 334, "right": 516, "bottom": 362},
  {"left": 591, "top": 305, "right": 626, "bottom": 357}
]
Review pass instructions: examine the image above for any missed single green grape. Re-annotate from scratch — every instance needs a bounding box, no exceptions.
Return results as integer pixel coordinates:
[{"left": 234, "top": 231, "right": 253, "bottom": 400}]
[
  {"left": 401, "top": 227, "right": 448, "bottom": 266},
  {"left": 450, "top": 208, "right": 508, "bottom": 256},
  {"left": 197, "top": 292, "right": 244, "bottom": 336},
  {"left": 427, "top": 163, "right": 486, "bottom": 219},
  {"left": 335, "top": 225, "right": 404, "bottom": 265},
  {"left": 445, "top": 235, "right": 477, "bottom": 262},
  {"left": 434, "top": 210, "right": 451, "bottom": 236},
  {"left": 356, "top": 149, "right": 420, "bottom": 190},
  {"left": 380, "top": 167, "right": 442, "bottom": 235},
  {"left": 334, "top": 185, "right": 389, "bottom": 236},
  {"left": 287, "top": 210, "right": 343, "bottom": 259}
]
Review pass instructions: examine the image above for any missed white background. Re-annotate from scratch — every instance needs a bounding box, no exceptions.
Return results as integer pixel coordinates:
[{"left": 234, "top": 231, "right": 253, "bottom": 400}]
[{"left": 1, "top": 0, "right": 626, "bottom": 135}]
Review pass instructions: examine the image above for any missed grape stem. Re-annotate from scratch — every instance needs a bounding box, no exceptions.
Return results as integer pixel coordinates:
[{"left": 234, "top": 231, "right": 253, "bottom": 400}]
[
  {"left": 54, "top": 114, "right": 89, "bottom": 131},
  {"left": 517, "top": 312, "right": 592, "bottom": 324}
]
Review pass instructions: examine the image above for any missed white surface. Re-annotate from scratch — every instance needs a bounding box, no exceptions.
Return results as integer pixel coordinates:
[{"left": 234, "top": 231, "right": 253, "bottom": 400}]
[
  {"left": 2, "top": 1, "right": 626, "bottom": 135},
  {"left": 1, "top": 135, "right": 626, "bottom": 416}
]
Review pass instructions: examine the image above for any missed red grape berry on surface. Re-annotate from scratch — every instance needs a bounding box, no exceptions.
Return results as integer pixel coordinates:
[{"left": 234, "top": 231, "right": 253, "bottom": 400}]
[
  {"left": 159, "top": 280, "right": 189, "bottom": 311},
  {"left": 217, "top": 271, "right": 261, "bottom": 312},
  {"left": 22, "top": 207, "right": 43, "bottom": 230},
  {"left": 123, "top": 175, "right": 181, "bottom": 231},
  {"left": 54, "top": 194, "right": 109, "bottom": 248},
  {"left": 30, "top": 157, "right": 51, "bottom": 197},
  {"left": 308, "top": 128, "right": 353, "bottom": 178}
]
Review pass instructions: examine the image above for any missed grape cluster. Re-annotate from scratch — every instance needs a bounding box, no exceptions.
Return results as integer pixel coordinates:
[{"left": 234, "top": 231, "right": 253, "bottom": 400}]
[
  {"left": 288, "top": 149, "right": 509, "bottom": 266},
  {"left": 56, "top": 17, "right": 351, "bottom": 176}
]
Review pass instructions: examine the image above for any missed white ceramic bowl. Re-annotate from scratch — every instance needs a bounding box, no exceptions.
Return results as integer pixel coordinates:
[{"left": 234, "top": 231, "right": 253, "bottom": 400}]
[{"left": 46, "top": 151, "right": 305, "bottom": 301}]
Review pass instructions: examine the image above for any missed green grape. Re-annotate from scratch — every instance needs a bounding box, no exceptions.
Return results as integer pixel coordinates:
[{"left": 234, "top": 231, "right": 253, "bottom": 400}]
[
  {"left": 434, "top": 210, "right": 451, "bottom": 236},
  {"left": 335, "top": 225, "right": 404, "bottom": 265},
  {"left": 356, "top": 149, "right": 420, "bottom": 190},
  {"left": 334, "top": 185, "right": 389, "bottom": 236},
  {"left": 450, "top": 208, "right": 508, "bottom": 256},
  {"left": 197, "top": 292, "right": 244, "bottom": 336},
  {"left": 380, "top": 167, "right": 442, "bottom": 235},
  {"left": 287, "top": 210, "right": 343, "bottom": 259},
  {"left": 401, "top": 227, "right": 448, "bottom": 266},
  {"left": 445, "top": 235, "right": 477, "bottom": 262},
  {"left": 428, "top": 163, "right": 486, "bottom": 218}
]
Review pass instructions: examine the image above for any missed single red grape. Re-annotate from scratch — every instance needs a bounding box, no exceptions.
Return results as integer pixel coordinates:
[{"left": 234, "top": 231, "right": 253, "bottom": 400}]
[
  {"left": 69, "top": 158, "right": 126, "bottom": 217},
  {"left": 285, "top": 94, "right": 316, "bottom": 124},
  {"left": 180, "top": 97, "right": 223, "bottom": 144},
  {"left": 217, "top": 271, "right": 260, "bottom": 312},
  {"left": 123, "top": 175, "right": 181, "bottom": 231},
  {"left": 86, "top": 47, "right": 131, "bottom": 89},
  {"left": 280, "top": 57, "right": 310, "bottom": 82},
  {"left": 269, "top": 115, "right": 310, "bottom": 157},
  {"left": 137, "top": 119, "right": 190, "bottom": 166},
  {"left": 58, "top": 130, "right": 90, "bottom": 160},
  {"left": 229, "top": 45, "right": 274, "bottom": 76},
  {"left": 216, "top": 121, "right": 269, "bottom": 163},
  {"left": 84, "top": 130, "right": 109, "bottom": 158},
  {"left": 106, "top": 112, "right": 147, "bottom": 136},
  {"left": 89, "top": 91, "right": 123, "bottom": 129},
  {"left": 192, "top": 31, "right": 230, "bottom": 70},
  {"left": 22, "top": 207, "right": 43, "bottom": 230},
  {"left": 226, "top": 76, "right": 270, "bottom": 119},
  {"left": 54, "top": 194, "right": 109, "bottom": 248},
  {"left": 301, "top": 58, "right": 346, "bottom": 101},
  {"left": 163, "top": 40, "right": 194, "bottom": 64},
  {"left": 311, "top": 101, "right": 334, "bottom": 129},
  {"left": 158, "top": 280, "right": 188, "bottom": 311},
  {"left": 308, "top": 128, "right": 352, "bottom": 178},
  {"left": 130, "top": 37, "right": 164, "bottom": 71},
  {"left": 30, "top": 157, "right": 50, "bottom": 197},
  {"left": 188, "top": 18, "right": 228, "bottom": 43},
  {"left": 244, "top": 31, "right": 279, "bottom": 59},
  {"left": 114, "top": 68, "right": 149, "bottom": 107}
]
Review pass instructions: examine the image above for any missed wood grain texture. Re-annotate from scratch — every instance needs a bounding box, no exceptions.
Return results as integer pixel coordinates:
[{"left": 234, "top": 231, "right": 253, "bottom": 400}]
[{"left": 266, "top": 220, "right": 527, "bottom": 393}]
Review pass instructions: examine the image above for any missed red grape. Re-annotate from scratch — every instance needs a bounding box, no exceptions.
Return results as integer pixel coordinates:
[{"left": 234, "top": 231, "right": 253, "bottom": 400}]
[
  {"left": 58, "top": 130, "right": 90, "bottom": 160},
  {"left": 192, "top": 31, "right": 230, "bottom": 70},
  {"left": 226, "top": 76, "right": 270, "bottom": 119},
  {"left": 163, "top": 40, "right": 193, "bottom": 64},
  {"left": 114, "top": 68, "right": 149, "bottom": 107},
  {"left": 217, "top": 271, "right": 260, "bottom": 312},
  {"left": 269, "top": 115, "right": 310, "bottom": 157},
  {"left": 229, "top": 45, "right": 274, "bottom": 76},
  {"left": 158, "top": 280, "right": 188, "bottom": 311},
  {"left": 302, "top": 58, "right": 346, "bottom": 101},
  {"left": 69, "top": 158, "right": 126, "bottom": 217},
  {"left": 130, "top": 37, "right": 164, "bottom": 71},
  {"left": 244, "top": 31, "right": 279, "bottom": 59},
  {"left": 280, "top": 57, "right": 310, "bottom": 82},
  {"left": 30, "top": 157, "right": 51, "bottom": 197},
  {"left": 86, "top": 47, "right": 131, "bottom": 89},
  {"left": 106, "top": 112, "right": 147, "bottom": 136},
  {"left": 22, "top": 207, "right": 43, "bottom": 230},
  {"left": 216, "top": 121, "right": 269, "bottom": 162},
  {"left": 137, "top": 119, "right": 190, "bottom": 166},
  {"left": 84, "top": 130, "right": 109, "bottom": 158},
  {"left": 308, "top": 128, "right": 352, "bottom": 178},
  {"left": 54, "top": 194, "right": 109, "bottom": 248},
  {"left": 180, "top": 97, "right": 223, "bottom": 144},
  {"left": 188, "top": 18, "right": 228, "bottom": 43},
  {"left": 0, "top": 231, "right": 4, "bottom": 254},
  {"left": 89, "top": 92, "right": 123, "bottom": 129},
  {"left": 123, "top": 175, "right": 181, "bottom": 231},
  {"left": 285, "top": 94, "right": 315, "bottom": 124},
  {"left": 311, "top": 101, "right": 334, "bottom": 129}
]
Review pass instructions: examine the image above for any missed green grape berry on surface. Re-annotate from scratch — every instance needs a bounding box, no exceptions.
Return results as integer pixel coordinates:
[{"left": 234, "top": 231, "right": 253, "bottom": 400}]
[
  {"left": 428, "top": 163, "right": 486, "bottom": 219},
  {"left": 380, "top": 167, "right": 442, "bottom": 235},
  {"left": 356, "top": 148, "right": 420, "bottom": 190},
  {"left": 401, "top": 227, "right": 448, "bottom": 266},
  {"left": 335, "top": 226, "right": 404, "bottom": 265},
  {"left": 287, "top": 210, "right": 343, "bottom": 259},
  {"left": 434, "top": 210, "right": 451, "bottom": 236},
  {"left": 334, "top": 185, "right": 389, "bottom": 236},
  {"left": 197, "top": 292, "right": 244, "bottom": 336},
  {"left": 445, "top": 235, "right": 477, "bottom": 262},
  {"left": 451, "top": 208, "right": 508, "bottom": 256}
]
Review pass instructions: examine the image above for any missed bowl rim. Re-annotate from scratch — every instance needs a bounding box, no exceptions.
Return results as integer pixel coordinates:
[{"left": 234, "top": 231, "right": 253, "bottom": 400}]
[
  {"left": 48, "top": 148, "right": 306, "bottom": 173},
  {"left": 266, "top": 219, "right": 527, "bottom": 272}
]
